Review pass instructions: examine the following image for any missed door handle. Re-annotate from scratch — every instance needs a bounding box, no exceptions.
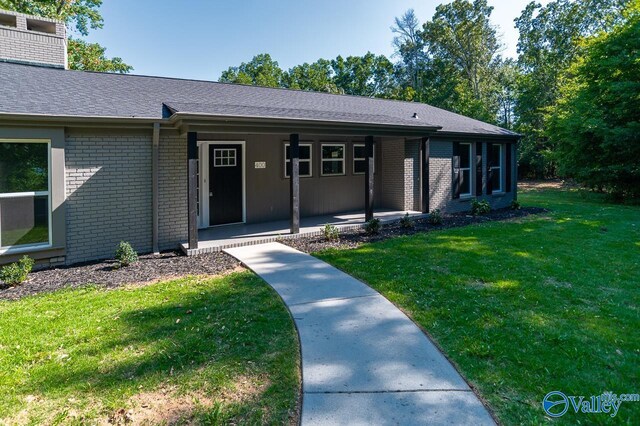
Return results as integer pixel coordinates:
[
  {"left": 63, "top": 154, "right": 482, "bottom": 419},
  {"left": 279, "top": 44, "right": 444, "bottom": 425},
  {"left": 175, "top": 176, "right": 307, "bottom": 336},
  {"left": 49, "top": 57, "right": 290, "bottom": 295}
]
[{"left": 209, "top": 192, "right": 213, "bottom": 197}]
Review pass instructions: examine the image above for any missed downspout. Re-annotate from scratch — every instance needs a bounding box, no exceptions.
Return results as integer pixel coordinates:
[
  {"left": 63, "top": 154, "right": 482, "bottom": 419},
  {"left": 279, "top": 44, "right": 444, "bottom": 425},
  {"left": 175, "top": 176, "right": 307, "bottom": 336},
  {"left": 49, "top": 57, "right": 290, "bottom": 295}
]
[{"left": 152, "top": 122, "right": 160, "bottom": 254}]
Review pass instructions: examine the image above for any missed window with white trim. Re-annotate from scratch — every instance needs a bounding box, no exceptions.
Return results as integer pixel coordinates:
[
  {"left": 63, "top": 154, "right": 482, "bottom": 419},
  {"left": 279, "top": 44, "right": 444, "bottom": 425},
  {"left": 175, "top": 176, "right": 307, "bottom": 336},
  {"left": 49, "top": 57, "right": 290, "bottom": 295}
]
[
  {"left": 0, "top": 141, "right": 51, "bottom": 250},
  {"left": 213, "top": 148, "right": 236, "bottom": 167},
  {"left": 491, "top": 144, "right": 503, "bottom": 193},
  {"left": 284, "top": 143, "right": 312, "bottom": 177},
  {"left": 321, "top": 144, "right": 345, "bottom": 176},
  {"left": 353, "top": 144, "right": 374, "bottom": 174},
  {"left": 459, "top": 142, "right": 472, "bottom": 197}
]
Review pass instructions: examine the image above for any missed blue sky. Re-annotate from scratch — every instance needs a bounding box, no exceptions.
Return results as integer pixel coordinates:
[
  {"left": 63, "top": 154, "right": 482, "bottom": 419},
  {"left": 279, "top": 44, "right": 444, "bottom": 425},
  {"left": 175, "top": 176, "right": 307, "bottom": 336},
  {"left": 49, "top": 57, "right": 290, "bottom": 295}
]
[{"left": 84, "top": 0, "right": 549, "bottom": 81}]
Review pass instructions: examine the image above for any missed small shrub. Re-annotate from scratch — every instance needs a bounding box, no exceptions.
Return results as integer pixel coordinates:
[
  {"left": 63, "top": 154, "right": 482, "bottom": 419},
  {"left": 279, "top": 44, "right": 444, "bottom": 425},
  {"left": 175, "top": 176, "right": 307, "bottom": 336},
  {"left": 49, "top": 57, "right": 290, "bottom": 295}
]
[
  {"left": 428, "top": 209, "right": 443, "bottom": 225},
  {"left": 471, "top": 199, "right": 491, "bottom": 216},
  {"left": 115, "top": 241, "right": 138, "bottom": 267},
  {"left": 0, "top": 255, "right": 34, "bottom": 285},
  {"left": 510, "top": 199, "right": 521, "bottom": 210},
  {"left": 364, "top": 218, "right": 381, "bottom": 235},
  {"left": 399, "top": 213, "right": 414, "bottom": 229},
  {"left": 321, "top": 223, "right": 340, "bottom": 241}
]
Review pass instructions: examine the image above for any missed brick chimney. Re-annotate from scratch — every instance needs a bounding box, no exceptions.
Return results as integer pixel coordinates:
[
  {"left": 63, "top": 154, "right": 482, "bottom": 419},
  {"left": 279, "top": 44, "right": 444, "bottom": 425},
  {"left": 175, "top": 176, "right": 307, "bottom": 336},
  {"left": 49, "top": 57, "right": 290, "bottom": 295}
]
[{"left": 0, "top": 9, "right": 67, "bottom": 69}]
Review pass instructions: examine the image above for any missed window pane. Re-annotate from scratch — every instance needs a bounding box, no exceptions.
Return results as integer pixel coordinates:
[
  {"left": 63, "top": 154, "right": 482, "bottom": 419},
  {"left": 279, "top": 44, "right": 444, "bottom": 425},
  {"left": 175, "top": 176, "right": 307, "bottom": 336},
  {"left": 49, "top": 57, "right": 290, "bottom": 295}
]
[
  {"left": 459, "top": 144, "right": 471, "bottom": 169},
  {"left": 0, "top": 195, "right": 49, "bottom": 247},
  {"left": 285, "top": 145, "right": 290, "bottom": 160},
  {"left": 354, "top": 145, "right": 365, "bottom": 159},
  {"left": 460, "top": 170, "right": 471, "bottom": 195},
  {"left": 300, "top": 145, "right": 311, "bottom": 160},
  {"left": 323, "top": 160, "right": 343, "bottom": 175},
  {"left": 322, "top": 145, "right": 344, "bottom": 159},
  {"left": 354, "top": 160, "right": 366, "bottom": 174},
  {"left": 492, "top": 144, "right": 501, "bottom": 165},
  {"left": 0, "top": 143, "right": 48, "bottom": 193},
  {"left": 491, "top": 169, "right": 501, "bottom": 192},
  {"left": 300, "top": 161, "right": 311, "bottom": 176}
]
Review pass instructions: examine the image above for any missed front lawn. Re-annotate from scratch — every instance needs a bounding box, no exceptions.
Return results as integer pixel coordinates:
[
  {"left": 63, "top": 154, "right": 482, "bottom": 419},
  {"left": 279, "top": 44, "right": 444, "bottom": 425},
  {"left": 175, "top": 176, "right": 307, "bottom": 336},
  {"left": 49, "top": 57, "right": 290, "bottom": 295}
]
[
  {"left": 317, "top": 189, "right": 639, "bottom": 424},
  {"left": 0, "top": 272, "right": 300, "bottom": 424}
]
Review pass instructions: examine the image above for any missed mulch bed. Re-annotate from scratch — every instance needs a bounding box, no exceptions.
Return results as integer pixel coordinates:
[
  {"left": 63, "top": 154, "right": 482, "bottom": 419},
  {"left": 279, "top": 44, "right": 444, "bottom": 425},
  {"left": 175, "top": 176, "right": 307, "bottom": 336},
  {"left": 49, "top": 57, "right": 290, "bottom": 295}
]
[
  {"left": 284, "top": 206, "right": 548, "bottom": 254},
  {"left": 0, "top": 250, "right": 240, "bottom": 301}
]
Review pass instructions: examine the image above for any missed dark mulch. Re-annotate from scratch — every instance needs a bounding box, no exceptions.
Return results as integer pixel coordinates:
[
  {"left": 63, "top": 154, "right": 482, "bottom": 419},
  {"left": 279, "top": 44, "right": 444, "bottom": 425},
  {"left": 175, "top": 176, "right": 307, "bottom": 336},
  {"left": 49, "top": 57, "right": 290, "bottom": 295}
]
[
  {"left": 284, "top": 206, "right": 548, "bottom": 254},
  {"left": 0, "top": 250, "right": 240, "bottom": 301}
]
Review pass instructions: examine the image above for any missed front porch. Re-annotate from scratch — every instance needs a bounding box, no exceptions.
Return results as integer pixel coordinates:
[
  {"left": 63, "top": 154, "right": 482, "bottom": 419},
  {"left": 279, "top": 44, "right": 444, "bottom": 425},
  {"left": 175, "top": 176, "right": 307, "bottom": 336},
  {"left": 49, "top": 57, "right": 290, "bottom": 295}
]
[{"left": 181, "top": 209, "right": 424, "bottom": 255}]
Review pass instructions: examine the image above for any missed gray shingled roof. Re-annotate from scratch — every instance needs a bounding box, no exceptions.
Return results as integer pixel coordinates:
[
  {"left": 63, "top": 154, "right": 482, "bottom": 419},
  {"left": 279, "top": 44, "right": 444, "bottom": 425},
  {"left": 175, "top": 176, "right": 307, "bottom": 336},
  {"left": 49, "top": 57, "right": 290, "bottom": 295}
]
[{"left": 0, "top": 61, "right": 517, "bottom": 136}]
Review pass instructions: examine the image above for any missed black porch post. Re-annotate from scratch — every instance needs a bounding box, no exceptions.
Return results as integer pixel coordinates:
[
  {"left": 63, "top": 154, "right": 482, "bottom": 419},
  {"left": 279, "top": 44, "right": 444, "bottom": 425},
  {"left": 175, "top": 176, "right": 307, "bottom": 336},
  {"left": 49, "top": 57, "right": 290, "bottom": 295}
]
[
  {"left": 365, "top": 135, "right": 375, "bottom": 221},
  {"left": 187, "top": 131, "right": 198, "bottom": 249},
  {"left": 290, "top": 133, "right": 300, "bottom": 234},
  {"left": 421, "top": 137, "right": 430, "bottom": 213}
]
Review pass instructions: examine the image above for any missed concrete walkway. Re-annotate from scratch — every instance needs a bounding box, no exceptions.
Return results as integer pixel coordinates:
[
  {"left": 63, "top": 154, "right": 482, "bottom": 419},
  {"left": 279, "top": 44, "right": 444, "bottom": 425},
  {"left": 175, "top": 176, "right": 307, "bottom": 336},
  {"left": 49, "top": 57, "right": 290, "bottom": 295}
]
[{"left": 225, "top": 242, "right": 495, "bottom": 425}]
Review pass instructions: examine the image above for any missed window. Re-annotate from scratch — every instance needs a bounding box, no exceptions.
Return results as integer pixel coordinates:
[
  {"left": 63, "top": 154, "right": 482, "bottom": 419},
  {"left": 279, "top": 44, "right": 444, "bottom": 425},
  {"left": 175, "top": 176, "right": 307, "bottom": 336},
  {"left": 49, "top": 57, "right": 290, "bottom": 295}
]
[
  {"left": 284, "top": 143, "right": 312, "bottom": 177},
  {"left": 213, "top": 148, "right": 236, "bottom": 167},
  {"left": 459, "top": 143, "right": 472, "bottom": 197},
  {"left": 0, "top": 141, "right": 51, "bottom": 250},
  {"left": 353, "top": 144, "right": 374, "bottom": 174},
  {"left": 321, "top": 144, "right": 345, "bottom": 176},
  {"left": 491, "top": 144, "right": 503, "bottom": 193}
]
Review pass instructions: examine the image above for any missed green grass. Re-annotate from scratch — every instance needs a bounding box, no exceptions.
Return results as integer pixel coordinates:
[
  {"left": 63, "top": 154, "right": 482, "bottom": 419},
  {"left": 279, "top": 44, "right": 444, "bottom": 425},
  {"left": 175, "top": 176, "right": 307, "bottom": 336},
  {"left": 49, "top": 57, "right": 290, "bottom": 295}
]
[
  {"left": 0, "top": 272, "right": 300, "bottom": 425},
  {"left": 317, "top": 189, "right": 639, "bottom": 425},
  {"left": 2, "top": 224, "right": 49, "bottom": 247}
]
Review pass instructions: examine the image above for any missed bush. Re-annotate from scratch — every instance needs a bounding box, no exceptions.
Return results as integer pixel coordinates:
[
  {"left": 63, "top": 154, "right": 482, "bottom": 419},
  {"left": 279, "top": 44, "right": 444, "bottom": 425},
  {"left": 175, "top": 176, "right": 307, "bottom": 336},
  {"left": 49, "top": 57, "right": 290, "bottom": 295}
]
[
  {"left": 0, "top": 256, "right": 34, "bottom": 285},
  {"left": 399, "top": 213, "right": 414, "bottom": 229},
  {"left": 115, "top": 241, "right": 138, "bottom": 267},
  {"left": 364, "top": 218, "right": 381, "bottom": 235},
  {"left": 471, "top": 199, "right": 491, "bottom": 216},
  {"left": 510, "top": 199, "right": 521, "bottom": 210},
  {"left": 428, "top": 209, "right": 443, "bottom": 225},
  {"left": 321, "top": 224, "right": 340, "bottom": 241}
]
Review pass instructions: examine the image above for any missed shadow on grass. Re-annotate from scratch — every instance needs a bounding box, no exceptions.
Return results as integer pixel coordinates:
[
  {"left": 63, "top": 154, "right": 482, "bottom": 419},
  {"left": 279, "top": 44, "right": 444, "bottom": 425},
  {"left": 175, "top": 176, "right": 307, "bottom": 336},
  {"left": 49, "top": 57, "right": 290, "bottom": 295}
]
[{"left": 1, "top": 272, "right": 299, "bottom": 424}]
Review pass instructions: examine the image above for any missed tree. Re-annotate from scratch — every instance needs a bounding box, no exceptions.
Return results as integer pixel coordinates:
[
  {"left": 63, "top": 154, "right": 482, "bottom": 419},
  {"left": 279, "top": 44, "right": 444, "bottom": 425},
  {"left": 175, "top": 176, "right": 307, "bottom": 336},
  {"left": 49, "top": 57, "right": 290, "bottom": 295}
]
[
  {"left": 495, "top": 59, "right": 519, "bottom": 129},
  {"left": 330, "top": 53, "right": 397, "bottom": 98},
  {"left": 514, "top": 0, "right": 630, "bottom": 177},
  {"left": 547, "top": 3, "right": 640, "bottom": 199},
  {"left": 3, "top": 0, "right": 131, "bottom": 72},
  {"left": 420, "top": 0, "right": 503, "bottom": 122},
  {"left": 283, "top": 59, "right": 340, "bottom": 93},
  {"left": 219, "top": 54, "right": 284, "bottom": 88},
  {"left": 391, "top": 9, "right": 427, "bottom": 99},
  {"left": 67, "top": 38, "right": 132, "bottom": 73}
]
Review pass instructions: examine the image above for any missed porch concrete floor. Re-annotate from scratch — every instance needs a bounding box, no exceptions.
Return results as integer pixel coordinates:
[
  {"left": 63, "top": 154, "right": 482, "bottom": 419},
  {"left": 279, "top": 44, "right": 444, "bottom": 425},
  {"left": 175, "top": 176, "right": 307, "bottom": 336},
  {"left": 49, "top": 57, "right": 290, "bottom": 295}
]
[{"left": 181, "top": 209, "right": 424, "bottom": 255}]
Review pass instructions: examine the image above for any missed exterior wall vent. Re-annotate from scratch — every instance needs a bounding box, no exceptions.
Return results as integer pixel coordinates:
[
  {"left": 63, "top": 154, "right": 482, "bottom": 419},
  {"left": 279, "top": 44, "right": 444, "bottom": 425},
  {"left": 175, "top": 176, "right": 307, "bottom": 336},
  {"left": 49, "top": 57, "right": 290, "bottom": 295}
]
[{"left": 0, "top": 13, "right": 17, "bottom": 28}]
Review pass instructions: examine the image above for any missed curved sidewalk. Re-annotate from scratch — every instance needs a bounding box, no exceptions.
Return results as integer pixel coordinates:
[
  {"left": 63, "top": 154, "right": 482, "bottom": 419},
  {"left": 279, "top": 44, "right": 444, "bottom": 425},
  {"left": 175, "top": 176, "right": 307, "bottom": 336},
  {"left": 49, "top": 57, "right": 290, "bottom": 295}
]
[{"left": 225, "top": 242, "right": 495, "bottom": 425}]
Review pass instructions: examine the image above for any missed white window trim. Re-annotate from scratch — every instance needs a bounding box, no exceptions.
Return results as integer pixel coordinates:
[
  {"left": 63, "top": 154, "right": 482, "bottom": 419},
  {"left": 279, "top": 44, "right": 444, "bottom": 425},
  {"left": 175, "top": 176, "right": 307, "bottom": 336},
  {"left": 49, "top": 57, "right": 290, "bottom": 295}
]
[
  {"left": 459, "top": 142, "right": 472, "bottom": 198},
  {"left": 284, "top": 142, "right": 313, "bottom": 178},
  {"left": 0, "top": 139, "right": 52, "bottom": 253},
  {"left": 353, "top": 143, "right": 375, "bottom": 175},
  {"left": 321, "top": 143, "right": 346, "bottom": 176},
  {"left": 491, "top": 144, "right": 503, "bottom": 193}
]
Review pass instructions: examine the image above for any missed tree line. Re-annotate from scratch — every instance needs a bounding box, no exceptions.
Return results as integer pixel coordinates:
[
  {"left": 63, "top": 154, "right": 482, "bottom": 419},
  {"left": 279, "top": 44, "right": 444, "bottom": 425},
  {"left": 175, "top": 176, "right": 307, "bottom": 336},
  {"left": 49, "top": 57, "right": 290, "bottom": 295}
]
[{"left": 4, "top": 0, "right": 638, "bottom": 199}]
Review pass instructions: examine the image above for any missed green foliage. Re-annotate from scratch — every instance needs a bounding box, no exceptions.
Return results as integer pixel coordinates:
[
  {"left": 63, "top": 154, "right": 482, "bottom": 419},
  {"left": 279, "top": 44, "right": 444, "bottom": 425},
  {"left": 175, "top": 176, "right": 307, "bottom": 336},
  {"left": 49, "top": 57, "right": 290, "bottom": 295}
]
[
  {"left": 68, "top": 38, "right": 132, "bottom": 73},
  {"left": 283, "top": 59, "right": 340, "bottom": 93},
  {"left": 470, "top": 198, "right": 491, "bottom": 216},
  {"left": 0, "top": 143, "right": 48, "bottom": 193},
  {"left": 399, "top": 213, "right": 415, "bottom": 229},
  {"left": 321, "top": 224, "right": 340, "bottom": 241},
  {"left": 364, "top": 218, "right": 381, "bottom": 235},
  {"left": 0, "top": 256, "right": 34, "bottom": 285},
  {"left": 510, "top": 199, "right": 521, "bottom": 210},
  {"left": 514, "top": 0, "right": 630, "bottom": 178},
  {"left": 219, "top": 53, "right": 284, "bottom": 88},
  {"left": 547, "top": 3, "right": 640, "bottom": 199},
  {"left": 427, "top": 208, "right": 444, "bottom": 225},
  {"left": 114, "top": 241, "right": 138, "bottom": 267}
]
